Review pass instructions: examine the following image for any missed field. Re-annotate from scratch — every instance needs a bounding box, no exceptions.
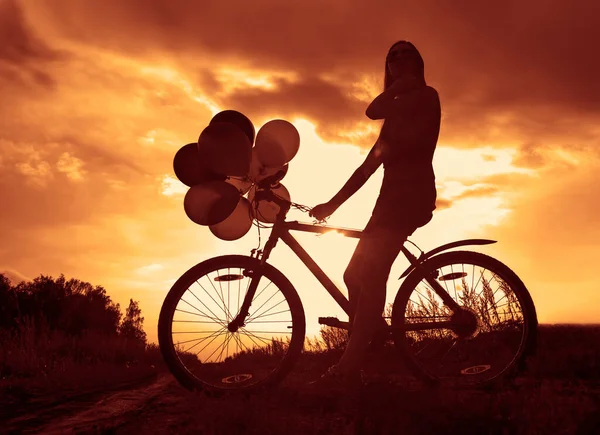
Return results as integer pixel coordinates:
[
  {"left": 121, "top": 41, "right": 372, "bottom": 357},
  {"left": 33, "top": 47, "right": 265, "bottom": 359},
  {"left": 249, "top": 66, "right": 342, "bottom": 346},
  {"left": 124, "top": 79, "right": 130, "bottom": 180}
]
[{"left": 1, "top": 324, "right": 599, "bottom": 434}]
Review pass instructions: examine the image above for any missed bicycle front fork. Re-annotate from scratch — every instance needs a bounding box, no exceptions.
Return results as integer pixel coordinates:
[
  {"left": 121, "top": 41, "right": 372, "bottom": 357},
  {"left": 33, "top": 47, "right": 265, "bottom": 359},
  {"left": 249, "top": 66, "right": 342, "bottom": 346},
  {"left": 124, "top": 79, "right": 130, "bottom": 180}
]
[{"left": 227, "top": 266, "right": 262, "bottom": 332}]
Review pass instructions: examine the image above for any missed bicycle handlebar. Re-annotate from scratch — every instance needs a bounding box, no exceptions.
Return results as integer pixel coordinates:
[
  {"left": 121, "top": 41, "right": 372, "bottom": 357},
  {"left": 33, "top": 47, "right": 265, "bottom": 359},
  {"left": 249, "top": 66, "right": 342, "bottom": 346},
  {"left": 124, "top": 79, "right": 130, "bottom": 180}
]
[
  {"left": 254, "top": 187, "right": 292, "bottom": 208},
  {"left": 256, "top": 169, "right": 288, "bottom": 189},
  {"left": 254, "top": 178, "right": 317, "bottom": 220}
]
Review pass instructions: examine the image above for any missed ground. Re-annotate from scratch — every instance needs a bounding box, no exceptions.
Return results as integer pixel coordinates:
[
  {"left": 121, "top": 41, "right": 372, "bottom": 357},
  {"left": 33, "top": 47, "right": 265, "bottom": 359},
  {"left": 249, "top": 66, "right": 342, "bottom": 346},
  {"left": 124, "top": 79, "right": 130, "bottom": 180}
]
[{"left": 2, "top": 326, "right": 599, "bottom": 434}]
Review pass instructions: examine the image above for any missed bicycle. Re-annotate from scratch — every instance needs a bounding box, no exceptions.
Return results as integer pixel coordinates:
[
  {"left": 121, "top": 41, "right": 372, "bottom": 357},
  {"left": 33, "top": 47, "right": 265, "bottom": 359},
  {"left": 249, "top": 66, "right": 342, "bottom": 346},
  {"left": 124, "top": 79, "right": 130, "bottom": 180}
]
[{"left": 158, "top": 181, "right": 538, "bottom": 395}]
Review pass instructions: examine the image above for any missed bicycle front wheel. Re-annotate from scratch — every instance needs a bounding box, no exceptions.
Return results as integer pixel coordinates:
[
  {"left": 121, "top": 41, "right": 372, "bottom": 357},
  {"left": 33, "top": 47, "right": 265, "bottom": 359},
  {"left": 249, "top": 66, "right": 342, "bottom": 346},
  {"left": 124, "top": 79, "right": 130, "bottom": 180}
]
[
  {"left": 158, "top": 255, "right": 305, "bottom": 394},
  {"left": 391, "top": 250, "right": 537, "bottom": 388}
]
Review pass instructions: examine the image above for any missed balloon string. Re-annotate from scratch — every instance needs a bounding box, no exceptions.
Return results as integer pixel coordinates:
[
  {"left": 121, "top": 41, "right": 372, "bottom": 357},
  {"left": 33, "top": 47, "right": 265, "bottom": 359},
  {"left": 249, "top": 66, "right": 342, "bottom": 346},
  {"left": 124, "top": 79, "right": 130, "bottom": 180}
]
[
  {"left": 250, "top": 191, "right": 327, "bottom": 251},
  {"left": 270, "top": 192, "right": 328, "bottom": 224}
]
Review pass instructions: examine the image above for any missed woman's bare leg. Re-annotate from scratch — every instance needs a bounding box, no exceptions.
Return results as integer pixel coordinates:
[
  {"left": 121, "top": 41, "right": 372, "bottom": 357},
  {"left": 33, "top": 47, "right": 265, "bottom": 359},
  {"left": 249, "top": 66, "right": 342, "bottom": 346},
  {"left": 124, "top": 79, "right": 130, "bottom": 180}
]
[{"left": 336, "top": 229, "right": 403, "bottom": 374}]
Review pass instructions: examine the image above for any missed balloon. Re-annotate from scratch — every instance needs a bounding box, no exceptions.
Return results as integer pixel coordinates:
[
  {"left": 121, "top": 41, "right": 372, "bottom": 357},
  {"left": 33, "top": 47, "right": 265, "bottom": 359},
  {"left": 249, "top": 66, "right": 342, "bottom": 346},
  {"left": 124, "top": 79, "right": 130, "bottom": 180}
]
[
  {"left": 210, "top": 197, "right": 253, "bottom": 241},
  {"left": 184, "top": 181, "right": 240, "bottom": 226},
  {"left": 173, "top": 143, "right": 225, "bottom": 187},
  {"left": 226, "top": 176, "right": 253, "bottom": 195},
  {"left": 248, "top": 148, "right": 289, "bottom": 184},
  {"left": 254, "top": 119, "right": 300, "bottom": 168},
  {"left": 210, "top": 110, "right": 255, "bottom": 144},
  {"left": 198, "top": 122, "right": 252, "bottom": 177},
  {"left": 248, "top": 183, "right": 291, "bottom": 223}
]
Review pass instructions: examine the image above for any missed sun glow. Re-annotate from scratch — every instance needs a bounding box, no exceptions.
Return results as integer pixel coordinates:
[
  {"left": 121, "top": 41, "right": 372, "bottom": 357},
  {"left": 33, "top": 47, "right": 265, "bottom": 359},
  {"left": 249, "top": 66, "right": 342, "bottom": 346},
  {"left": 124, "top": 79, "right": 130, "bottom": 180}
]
[
  {"left": 124, "top": 115, "right": 542, "bottom": 343},
  {"left": 214, "top": 68, "right": 298, "bottom": 93},
  {"left": 140, "top": 65, "right": 221, "bottom": 115},
  {"left": 161, "top": 175, "right": 188, "bottom": 197}
]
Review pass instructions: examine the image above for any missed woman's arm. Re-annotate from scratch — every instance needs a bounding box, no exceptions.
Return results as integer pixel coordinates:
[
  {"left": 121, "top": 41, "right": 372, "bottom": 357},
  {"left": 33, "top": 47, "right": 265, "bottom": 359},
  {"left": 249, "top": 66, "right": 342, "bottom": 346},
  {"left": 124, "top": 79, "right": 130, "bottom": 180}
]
[
  {"left": 309, "top": 144, "right": 383, "bottom": 220},
  {"left": 328, "top": 145, "right": 382, "bottom": 208}
]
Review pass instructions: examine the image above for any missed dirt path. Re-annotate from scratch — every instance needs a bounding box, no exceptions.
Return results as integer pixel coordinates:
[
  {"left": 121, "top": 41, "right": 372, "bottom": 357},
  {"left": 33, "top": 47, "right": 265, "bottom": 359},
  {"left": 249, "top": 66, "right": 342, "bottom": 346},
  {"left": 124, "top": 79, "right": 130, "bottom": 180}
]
[
  {"left": 3, "top": 373, "right": 599, "bottom": 435},
  {"left": 2, "top": 374, "right": 172, "bottom": 434}
]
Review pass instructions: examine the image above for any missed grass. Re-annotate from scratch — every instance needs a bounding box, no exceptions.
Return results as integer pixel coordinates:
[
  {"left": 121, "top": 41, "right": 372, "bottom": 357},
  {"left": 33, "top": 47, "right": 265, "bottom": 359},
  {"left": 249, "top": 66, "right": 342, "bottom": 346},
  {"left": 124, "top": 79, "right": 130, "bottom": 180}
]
[
  {"left": 0, "top": 318, "right": 163, "bottom": 414},
  {"left": 1, "top": 324, "right": 599, "bottom": 434},
  {"left": 123, "top": 324, "right": 600, "bottom": 435}
]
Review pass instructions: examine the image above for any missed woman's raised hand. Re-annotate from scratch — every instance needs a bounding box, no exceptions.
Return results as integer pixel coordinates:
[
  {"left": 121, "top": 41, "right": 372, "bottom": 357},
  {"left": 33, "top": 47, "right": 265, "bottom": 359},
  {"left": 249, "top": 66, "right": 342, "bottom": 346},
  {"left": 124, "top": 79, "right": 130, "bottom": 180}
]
[{"left": 389, "top": 75, "right": 420, "bottom": 93}]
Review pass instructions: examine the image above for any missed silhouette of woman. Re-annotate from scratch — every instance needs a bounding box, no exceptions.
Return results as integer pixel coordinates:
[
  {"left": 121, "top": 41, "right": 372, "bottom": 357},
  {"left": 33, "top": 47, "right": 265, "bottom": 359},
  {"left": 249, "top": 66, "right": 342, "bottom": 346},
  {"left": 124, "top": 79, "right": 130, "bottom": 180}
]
[{"left": 309, "top": 40, "right": 441, "bottom": 383}]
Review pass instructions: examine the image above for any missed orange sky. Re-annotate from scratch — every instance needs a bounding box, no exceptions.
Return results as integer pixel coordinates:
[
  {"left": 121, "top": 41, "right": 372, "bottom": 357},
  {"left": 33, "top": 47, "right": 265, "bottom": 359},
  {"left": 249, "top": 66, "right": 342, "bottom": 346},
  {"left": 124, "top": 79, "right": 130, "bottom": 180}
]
[{"left": 1, "top": 0, "right": 599, "bottom": 343}]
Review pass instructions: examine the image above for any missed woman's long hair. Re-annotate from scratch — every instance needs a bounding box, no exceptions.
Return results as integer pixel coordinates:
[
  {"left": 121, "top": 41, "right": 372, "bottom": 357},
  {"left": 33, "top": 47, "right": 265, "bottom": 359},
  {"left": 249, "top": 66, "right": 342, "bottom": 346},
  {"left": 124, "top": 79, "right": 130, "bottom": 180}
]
[
  {"left": 375, "top": 41, "right": 427, "bottom": 153},
  {"left": 383, "top": 40, "right": 426, "bottom": 91}
]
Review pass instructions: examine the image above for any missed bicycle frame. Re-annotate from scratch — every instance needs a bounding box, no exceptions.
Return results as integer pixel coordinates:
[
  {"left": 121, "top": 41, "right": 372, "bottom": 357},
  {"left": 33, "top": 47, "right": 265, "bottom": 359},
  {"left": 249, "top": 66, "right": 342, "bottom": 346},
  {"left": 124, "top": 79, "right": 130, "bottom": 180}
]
[{"left": 229, "top": 189, "right": 497, "bottom": 333}]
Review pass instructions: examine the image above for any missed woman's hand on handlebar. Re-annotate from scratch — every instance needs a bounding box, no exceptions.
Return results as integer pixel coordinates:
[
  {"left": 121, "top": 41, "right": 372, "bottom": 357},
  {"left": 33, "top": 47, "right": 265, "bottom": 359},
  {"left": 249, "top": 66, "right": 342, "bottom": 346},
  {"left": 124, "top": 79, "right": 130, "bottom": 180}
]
[{"left": 309, "top": 201, "right": 337, "bottom": 221}]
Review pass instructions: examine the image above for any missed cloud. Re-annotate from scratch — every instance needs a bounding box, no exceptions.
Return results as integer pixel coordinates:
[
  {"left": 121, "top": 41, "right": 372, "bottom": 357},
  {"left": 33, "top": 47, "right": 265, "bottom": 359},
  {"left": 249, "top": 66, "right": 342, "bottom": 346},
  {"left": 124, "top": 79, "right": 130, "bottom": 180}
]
[
  {"left": 17, "top": 0, "right": 600, "bottom": 153},
  {"left": 511, "top": 143, "right": 547, "bottom": 169},
  {"left": 456, "top": 185, "right": 499, "bottom": 200},
  {"left": 0, "top": 267, "right": 31, "bottom": 284},
  {"left": 0, "top": 0, "right": 598, "bottom": 331},
  {"left": 15, "top": 160, "right": 53, "bottom": 187},
  {"left": 0, "top": 36, "right": 217, "bottom": 285},
  {"left": 435, "top": 198, "right": 452, "bottom": 210},
  {"left": 479, "top": 156, "right": 600, "bottom": 318},
  {"left": 0, "top": 0, "right": 64, "bottom": 89},
  {"left": 215, "top": 75, "right": 370, "bottom": 143},
  {"left": 56, "top": 152, "right": 86, "bottom": 182},
  {"left": 436, "top": 184, "right": 501, "bottom": 211}
]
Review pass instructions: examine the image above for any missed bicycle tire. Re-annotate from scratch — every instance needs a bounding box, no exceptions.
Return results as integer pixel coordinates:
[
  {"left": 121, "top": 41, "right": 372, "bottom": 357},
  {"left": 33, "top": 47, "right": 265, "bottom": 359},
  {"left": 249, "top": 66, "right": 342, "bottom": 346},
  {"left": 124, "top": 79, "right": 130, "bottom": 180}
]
[
  {"left": 158, "top": 255, "right": 306, "bottom": 394},
  {"left": 391, "top": 250, "right": 537, "bottom": 388}
]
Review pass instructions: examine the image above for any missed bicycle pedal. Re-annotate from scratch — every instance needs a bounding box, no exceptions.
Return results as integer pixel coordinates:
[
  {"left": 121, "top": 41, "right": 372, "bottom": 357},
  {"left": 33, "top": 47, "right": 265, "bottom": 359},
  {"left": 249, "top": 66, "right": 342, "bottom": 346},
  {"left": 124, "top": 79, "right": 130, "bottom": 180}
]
[{"left": 318, "top": 316, "right": 350, "bottom": 329}]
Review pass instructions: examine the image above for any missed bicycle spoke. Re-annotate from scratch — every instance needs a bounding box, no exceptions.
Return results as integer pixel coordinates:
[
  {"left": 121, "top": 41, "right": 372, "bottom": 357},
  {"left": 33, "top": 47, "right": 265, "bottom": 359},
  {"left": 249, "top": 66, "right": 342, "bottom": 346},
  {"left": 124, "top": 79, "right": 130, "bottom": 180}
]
[
  {"left": 415, "top": 341, "right": 431, "bottom": 356},
  {"left": 237, "top": 268, "right": 243, "bottom": 314},
  {"left": 175, "top": 331, "right": 224, "bottom": 346},
  {"left": 240, "top": 328, "right": 267, "bottom": 348},
  {"left": 242, "top": 330, "right": 293, "bottom": 334},
  {"left": 247, "top": 320, "right": 294, "bottom": 323},
  {"left": 240, "top": 327, "right": 275, "bottom": 345},
  {"left": 212, "top": 269, "right": 231, "bottom": 321},
  {"left": 206, "top": 332, "right": 233, "bottom": 363},
  {"left": 494, "top": 293, "right": 508, "bottom": 306},
  {"left": 186, "top": 287, "right": 227, "bottom": 324},
  {"left": 419, "top": 279, "right": 439, "bottom": 300},
  {"left": 175, "top": 307, "right": 223, "bottom": 323},
  {"left": 395, "top": 252, "right": 534, "bottom": 388},
  {"left": 223, "top": 332, "right": 235, "bottom": 361},
  {"left": 247, "top": 308, "right": 291, "bottom": 320},
  {"left": 403, "top": 321, "right": 455, "bottom": 331},
  {"left": 229, "top": 331, "right": 246, "bottom": 353},
  {"left": 227, "top": 268, "right": 231, "bottom": 322},
  {"left": 472, "top": 268, "right": 485, "bottom": 295},
  {"left": 173, "top": 331, "right": 227, "bottom": 334},
  {"left": 413, "top": 288, "right": 434, "bottom": 307},
  {"left": 247, "top": 298, "right": 288, "bottom": 323},
  {"left": 173, "top": 320, "right": 222, "bottom": 323},
  {"left": 459, "top": 263, "right": 465, "bottom": 301},
  {"left": 195, "top": 329, "right": 229, "bottom": 357},
  {"left": 195, "top": 279, "right": 229, "bottom": 323},
  {"left": 180, "top": 328, "right": 226, "bottom": 352},
  {"left": 440, "top": 339, "right": 457, "bottom": 362},
  {"left": 251, "top": 281, "right": 275, "bottom": 309},
  {"left": 179, "top": 299, "right": 225, "bottom": 326},
  {"left": 225, "top": 333, "right": 230, "bottom": 361},
  {"left": 444, "top": 264, "right": 452, "bottom": 298},
  {"left": 232, "top": 331, "right": 252, "bottom": 353},
  {"left": 162, "top": 257, "right": 305, "bottom": 393},
  {"left": 246, "top": 290, "right": 285, "bottom": 322},
  {"left": 242, "top": 333, "right": 289, "bottom": 343}
]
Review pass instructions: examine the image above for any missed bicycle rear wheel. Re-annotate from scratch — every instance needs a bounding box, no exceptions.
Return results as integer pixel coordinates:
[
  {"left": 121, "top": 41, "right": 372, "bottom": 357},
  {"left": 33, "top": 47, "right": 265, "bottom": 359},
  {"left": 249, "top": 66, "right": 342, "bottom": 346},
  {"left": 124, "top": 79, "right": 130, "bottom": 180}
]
[
  {"left": 391, "top": 250, "right": 537, "bottom": 388},
  {"left": 158, "top": 255, "right": 305, "bottom": 394}
]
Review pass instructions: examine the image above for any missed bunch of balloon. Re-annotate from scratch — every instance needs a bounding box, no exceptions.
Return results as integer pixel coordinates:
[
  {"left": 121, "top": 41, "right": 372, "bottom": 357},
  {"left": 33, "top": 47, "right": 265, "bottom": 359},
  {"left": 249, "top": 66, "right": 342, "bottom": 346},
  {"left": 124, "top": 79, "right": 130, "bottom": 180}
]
[{"left": 172, "top": 110, "right": 301, "bottom": 241}]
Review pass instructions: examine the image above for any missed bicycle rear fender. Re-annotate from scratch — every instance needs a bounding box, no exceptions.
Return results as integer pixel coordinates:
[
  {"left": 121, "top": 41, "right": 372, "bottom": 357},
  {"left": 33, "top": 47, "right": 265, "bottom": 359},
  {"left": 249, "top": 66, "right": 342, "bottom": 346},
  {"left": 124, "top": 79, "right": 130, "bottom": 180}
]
[{"left": 398, "top": 239, "right": 496, "bottom": 279}]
